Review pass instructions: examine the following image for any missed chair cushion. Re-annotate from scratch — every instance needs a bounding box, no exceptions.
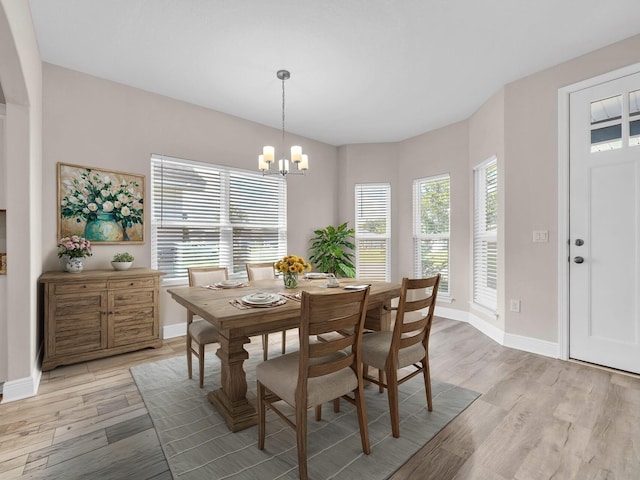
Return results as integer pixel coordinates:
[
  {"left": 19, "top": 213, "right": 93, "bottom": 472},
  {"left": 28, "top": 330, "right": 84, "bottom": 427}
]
[
  {"left": 360, "top": 331, "right": 426, "bottom": 370},
  {"left": 188, "top": 320, "right": 219, "bottom": 344},
  {"left": 256, "top": 351, "right": 357, "bottom": 408}
]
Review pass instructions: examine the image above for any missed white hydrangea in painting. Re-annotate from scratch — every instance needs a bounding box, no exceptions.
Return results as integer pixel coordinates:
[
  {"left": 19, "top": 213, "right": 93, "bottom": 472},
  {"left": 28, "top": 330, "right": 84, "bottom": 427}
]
[{"left": 59, "top": 164, "right": 144, "bottom": 242}]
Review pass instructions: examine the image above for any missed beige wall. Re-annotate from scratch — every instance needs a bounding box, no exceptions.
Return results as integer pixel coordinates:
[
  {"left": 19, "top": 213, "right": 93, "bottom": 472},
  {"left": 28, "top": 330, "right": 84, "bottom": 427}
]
[
  {"left": 0, "top": 0, "right": 43, "bottom": 395},
  {"left": 41, "top": 63, "right": 339, "bottom": 328},
  {"left": 336, "top": 142, "right": 399, "bottom": 276},
  {"left": 3, "top": 0, "right": 640, "bottom": 400},
  {"left": 503, "top": 33, "right": 640, "bottom": 343},
  {"left": 468, "top": 88, "right": 506, "bottom": 329},
  {"left": 398, "top": 121, "right": 470, "bottom": 309}
]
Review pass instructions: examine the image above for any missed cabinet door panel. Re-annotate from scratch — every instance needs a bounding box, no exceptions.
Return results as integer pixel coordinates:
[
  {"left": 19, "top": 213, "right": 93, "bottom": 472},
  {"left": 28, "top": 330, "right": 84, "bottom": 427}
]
[
  {"left": 50, "top": 293, "right": 107, "bottom": 355},
  {"left": 111, "top": 306, "right": 155, "bottom": 347}
]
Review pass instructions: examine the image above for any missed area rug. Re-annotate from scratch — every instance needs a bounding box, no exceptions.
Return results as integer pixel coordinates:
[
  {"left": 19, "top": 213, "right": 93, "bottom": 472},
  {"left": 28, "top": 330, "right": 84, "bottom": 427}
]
[{"left": 131, "top": 344, "right": 479, "bottom": 480}]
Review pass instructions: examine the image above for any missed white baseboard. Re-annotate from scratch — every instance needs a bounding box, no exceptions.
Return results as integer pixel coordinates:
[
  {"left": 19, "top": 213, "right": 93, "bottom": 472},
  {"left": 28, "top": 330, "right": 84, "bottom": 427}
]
[
  {"left": 503, "top": 332, "right": 559, "bottom": 359},
  {"left": 1, "top": 365, "right": 41, "bottom": 404},
  {"left": 436, "top": 306, "right": 559, "bottom": 359},
  {"left": 162, "top": 322, "right": 186, "bottom": 339}
]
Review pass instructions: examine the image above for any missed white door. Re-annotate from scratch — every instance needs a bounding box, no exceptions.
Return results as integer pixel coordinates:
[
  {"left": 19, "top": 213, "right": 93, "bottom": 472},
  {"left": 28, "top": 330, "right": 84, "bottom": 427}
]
[{"left": 569, "top": 72, "right": 640, "bottom": 374}]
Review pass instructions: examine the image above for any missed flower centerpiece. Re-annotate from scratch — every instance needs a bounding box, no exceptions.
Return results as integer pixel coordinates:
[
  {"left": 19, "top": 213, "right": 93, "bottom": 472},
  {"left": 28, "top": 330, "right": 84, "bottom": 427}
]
[
  {"left": 60, "top": 167, "right": 143, "bottom": 242},
  {"left": 57, "top": 235, "right": 92, "bottom": 273},
  {"left": 275, "top": 255, "right": 311, "bottom": 289}
]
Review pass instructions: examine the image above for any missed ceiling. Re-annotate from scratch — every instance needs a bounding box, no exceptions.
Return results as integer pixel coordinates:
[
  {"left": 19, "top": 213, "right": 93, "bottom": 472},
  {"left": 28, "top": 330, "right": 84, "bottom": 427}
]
[{"left": 27, "top": 0, "right": 640, "bottom": 146}]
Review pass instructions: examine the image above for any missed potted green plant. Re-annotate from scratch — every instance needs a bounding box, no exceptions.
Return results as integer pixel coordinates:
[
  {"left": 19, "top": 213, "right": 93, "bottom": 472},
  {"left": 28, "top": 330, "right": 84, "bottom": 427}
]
[
  {"left": 111, "top": 252, "right": 134, "bottom": 271},
  {"left": 308, "top": 222, "right": 356, "bottom": 278}
]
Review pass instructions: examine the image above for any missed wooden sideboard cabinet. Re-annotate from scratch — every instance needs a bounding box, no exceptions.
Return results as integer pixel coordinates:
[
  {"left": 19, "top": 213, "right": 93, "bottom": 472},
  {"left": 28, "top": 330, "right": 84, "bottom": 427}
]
[{"left": 39, "top": 268, "right": 164, "bottom": 371}]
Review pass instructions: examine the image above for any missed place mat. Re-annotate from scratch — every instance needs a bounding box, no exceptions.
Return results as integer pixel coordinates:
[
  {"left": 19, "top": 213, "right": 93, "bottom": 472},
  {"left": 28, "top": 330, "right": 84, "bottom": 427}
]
[
  {"left": 230, "top": 296, "right": 288, "bottom": 309},
  {"left": 204, "top": 282, "right": 249, "bottom": 290},
  {"left": 279, "top": 292, "right": 302, "bottom": 302}
]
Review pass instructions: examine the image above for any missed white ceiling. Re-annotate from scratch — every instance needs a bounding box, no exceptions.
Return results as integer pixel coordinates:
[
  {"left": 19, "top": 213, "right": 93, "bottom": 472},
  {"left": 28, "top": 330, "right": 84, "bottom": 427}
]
[{"left": 27, "top": 0, "right": 640, "bottom": 146}]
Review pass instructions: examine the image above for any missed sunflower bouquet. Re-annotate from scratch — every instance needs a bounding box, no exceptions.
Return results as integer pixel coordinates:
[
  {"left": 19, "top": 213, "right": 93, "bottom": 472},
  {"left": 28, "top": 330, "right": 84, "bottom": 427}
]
[
  {"left": 275, "top": 255, "right": 311, "bottom": 288},
  {"left": 275, "top": 255, "right": 311, "bottom": 274}
]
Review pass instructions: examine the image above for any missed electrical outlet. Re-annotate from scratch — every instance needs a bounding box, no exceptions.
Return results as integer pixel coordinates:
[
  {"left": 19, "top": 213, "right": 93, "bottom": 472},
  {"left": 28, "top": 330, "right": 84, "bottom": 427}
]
[{"left": 510, "top": 299, "right": 521, "bottom": 312}]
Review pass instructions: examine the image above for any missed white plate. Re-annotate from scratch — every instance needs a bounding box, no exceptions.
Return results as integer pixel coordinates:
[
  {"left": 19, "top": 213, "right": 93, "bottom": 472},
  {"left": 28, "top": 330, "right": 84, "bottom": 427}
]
[
  {"left": 242, "top": 293, "right": 279, "bottom": 305},
  {"left": 215, "top": 281, "right": 242, "bottom": 288},
  {"left": 304, "top": 272, "right": 328, "bottom": 279}
]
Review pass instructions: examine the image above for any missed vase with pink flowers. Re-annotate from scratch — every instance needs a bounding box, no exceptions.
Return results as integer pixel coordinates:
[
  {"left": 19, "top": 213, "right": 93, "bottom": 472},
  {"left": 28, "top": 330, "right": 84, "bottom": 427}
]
[{"left": 57, "top": 235, "right": 92, "bottom": 273}]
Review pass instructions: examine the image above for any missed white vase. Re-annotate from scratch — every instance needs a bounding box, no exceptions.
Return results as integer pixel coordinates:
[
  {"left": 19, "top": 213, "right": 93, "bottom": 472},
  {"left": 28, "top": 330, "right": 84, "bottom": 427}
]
[{"left": 65, "top": 257, "right": 84, "bottom": 273}]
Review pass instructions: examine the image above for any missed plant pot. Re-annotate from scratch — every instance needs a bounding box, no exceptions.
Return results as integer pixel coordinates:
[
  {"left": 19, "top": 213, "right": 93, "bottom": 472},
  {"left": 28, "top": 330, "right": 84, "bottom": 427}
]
[{"left": 111, "top": 261, "right": 133, "bottom": 271}]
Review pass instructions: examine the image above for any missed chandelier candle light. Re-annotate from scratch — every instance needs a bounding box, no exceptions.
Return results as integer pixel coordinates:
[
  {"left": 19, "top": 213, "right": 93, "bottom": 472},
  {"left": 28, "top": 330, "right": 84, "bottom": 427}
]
[{"left": 259, "top": 70, "right": 309, "bottom": 176}]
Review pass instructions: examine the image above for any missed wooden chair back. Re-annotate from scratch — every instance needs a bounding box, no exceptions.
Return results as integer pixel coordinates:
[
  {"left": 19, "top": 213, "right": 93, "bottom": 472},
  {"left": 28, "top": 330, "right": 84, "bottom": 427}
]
[
  {"left": 389, "top": 274, "right": 440, "bottom": 367},
  {"left": 299, "top": 288, "right": 370, "bottom": 387}
]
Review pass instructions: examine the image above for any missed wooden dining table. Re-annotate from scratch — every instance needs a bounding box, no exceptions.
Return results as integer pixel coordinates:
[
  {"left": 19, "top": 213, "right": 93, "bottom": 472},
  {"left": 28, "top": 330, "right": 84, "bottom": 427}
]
[{"left": 168, "top": 277, "right": 401, "bottom": 432}]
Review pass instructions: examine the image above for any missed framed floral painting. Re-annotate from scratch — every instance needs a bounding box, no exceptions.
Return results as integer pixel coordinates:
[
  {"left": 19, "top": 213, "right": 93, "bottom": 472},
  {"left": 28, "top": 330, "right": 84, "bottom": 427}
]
[{"left": 57, "top": 163, "right": 144, "bottom": 243}]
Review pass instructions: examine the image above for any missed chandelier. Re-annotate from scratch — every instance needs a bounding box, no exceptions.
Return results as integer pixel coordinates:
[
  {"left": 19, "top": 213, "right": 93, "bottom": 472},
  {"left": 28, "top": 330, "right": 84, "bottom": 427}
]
[{"left": 259, "top": 70, "right": 309, "bottom": 176}]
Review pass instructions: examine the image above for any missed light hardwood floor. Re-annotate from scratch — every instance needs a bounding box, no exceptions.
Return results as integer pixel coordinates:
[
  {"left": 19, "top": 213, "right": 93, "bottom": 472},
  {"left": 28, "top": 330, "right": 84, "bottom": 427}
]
[{"left": 1, "top": 318, "right": 639, "bottom": 479}]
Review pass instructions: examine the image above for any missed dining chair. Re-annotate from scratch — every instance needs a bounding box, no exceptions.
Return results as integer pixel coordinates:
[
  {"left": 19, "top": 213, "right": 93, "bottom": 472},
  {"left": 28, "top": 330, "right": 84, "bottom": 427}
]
[
  {"left": 360, "top": 274, "right": 441, "bottom": 438},
  {"left": 245, "top": 262, "right": 287, "bottom": 361},
  {"left": 187, "top": 266, "right": 228, "bottom": 388},
  {"left": 256, "top": 287, "right": 371, "bottom": 480}
]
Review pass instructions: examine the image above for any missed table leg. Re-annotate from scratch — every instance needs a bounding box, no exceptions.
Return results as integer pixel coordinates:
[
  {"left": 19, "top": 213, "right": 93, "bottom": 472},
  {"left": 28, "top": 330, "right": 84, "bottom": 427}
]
[
  {"left": 207, "top": 331, "right": 257, "bottom": 432},
  {"left": 364, "top": 300, "right": 393, "bottom": 331}
]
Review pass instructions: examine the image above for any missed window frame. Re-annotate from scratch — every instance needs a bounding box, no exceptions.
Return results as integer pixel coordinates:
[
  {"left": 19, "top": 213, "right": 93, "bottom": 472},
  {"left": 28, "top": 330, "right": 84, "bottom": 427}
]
[
  {"left": 473, "top": 155, "right": 498, "bottom": 312},
  {"left": 354, "top": 183, "right": 391, "bottom": 281},
  {"left": 150, "top": 154, "right": 287, "bottom": 286},
  {"left": 413, "top": 173, "right": 450, "bottom": 298}
]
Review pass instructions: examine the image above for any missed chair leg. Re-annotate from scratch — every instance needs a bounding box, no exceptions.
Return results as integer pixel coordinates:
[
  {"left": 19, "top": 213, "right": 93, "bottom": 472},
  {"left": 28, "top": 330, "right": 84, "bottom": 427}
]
[
  {"left": 257, "top": 381, "right": 266, "bottom": 450},
  {"left": 422, "top": 357, "right": 433, "bottom": 411},
  {"left": 296, "top": 399, "right": 309, "bottom": 480},
  {"left": 262, "top": 334, "right": 269, "bottom": 361},
  {"left": 333, "top": 398, "right": 341, "bottom": 413},
  {"left": 378, "top": 369, "right": 384, "bottom": 393},
  {"left": 386, "top": 367, "right": 400, "bottom": 438},
  {"left": 315, "top": 404, "right": 322, "bottom": 421},
  {"left": 198, "top": 343, "right": 205, "bottom": 388},
  {"left": 354, "top": 385, "right": 371, "bottom": 454},
  {"left": 186, "top": 334, "right": 193, "bottom": 380},
  {"left": 281, "top": 330, "right": 286, "bottom": 354}
]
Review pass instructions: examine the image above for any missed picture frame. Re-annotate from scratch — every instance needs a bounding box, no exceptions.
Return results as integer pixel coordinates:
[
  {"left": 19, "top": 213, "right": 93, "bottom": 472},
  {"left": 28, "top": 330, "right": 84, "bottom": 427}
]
[
  {"left": 57, "top": 163, "right": 145, "bottom": 244},
  {"left": 0, "top": 253, "right": 5, "bottom": 275}
]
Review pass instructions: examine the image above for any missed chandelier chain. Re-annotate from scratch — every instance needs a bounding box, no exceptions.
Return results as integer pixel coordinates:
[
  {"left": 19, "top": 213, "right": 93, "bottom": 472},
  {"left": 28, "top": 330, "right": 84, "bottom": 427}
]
[{"left": 281, "top": 75, "right": 286, "bottom": 152}]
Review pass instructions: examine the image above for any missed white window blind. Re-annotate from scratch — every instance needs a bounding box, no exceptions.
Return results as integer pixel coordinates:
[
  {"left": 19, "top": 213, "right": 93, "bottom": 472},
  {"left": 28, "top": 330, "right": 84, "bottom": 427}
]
[
  {"left": 413, "top": 174, "right": 450, "bottom": 295},
  {"left": 355, "top": 183, "right": 390, "bottom": 281},
  {"left": 473, "top": 156, "right": 498, "bottom": 310},
  {"left": 151, "top": 155, "right": 287, "bottom": 284}
]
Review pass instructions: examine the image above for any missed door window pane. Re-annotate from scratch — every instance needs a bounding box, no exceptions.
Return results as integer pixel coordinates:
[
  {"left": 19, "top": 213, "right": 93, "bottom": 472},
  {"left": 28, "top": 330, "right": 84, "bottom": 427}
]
[
  {"left": 630, "top": 90, "right": 640, "bottom": 147},
  {"left": 590, "top": 95, "right": 622, "bottom": 152}
]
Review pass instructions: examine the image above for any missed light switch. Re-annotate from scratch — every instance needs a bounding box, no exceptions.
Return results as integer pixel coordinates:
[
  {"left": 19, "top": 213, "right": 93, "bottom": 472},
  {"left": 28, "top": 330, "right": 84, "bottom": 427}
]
[{"left": 533, "top": 230, "right": 549, "bottom": 243}]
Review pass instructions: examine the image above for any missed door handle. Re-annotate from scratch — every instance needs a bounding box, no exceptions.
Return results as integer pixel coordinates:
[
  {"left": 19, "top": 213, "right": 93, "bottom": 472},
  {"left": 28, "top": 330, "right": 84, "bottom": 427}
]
[{"left": 574, "top": 256, "right": 584, "bottom": 264}]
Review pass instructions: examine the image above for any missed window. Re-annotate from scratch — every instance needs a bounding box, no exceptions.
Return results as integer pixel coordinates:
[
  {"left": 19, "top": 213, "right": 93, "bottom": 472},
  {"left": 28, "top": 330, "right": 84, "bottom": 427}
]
[
  {"left": 355, "top": 183, "right": 390, "bottom": 281},
  {"left": 413, "top": 174, "right": 450, "bottom": 296},
  {"left": 473, "top": 156, "right": 498, "bottom": 311},
  {"left": 151, "top": 155, "right": 287, "bottom": 284}
]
